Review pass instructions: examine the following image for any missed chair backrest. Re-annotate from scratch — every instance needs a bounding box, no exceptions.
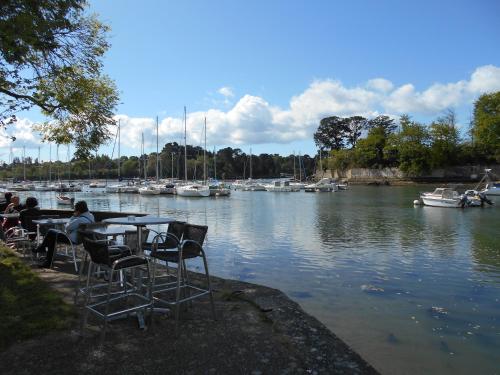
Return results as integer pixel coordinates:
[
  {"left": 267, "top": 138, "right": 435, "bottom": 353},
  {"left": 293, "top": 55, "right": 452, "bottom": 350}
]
[
  {"left": 167, "top": 221, "right": 186, "bottom": 243},
  {"left": 78, "top": 222, "right": 108, "bottom": 242},
  {"left": 182, "top": 224, "right": 208, "bottom": 257},
  {"left": 81, "top": 237, "right": 111, "bottom": 265},
  {"left": 22, "top": 215, "right": 42, "bottom": 240},
  {"left": 125, "top": 228, "right": 150, "bottom": 253}
]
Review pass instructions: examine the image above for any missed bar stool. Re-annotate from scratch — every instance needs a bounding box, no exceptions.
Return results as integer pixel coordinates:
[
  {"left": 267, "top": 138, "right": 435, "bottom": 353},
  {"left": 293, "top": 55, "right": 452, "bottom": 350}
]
[
  {"left": 150, "top": 223, "right": 216, "bottom": 333},
  {"left": 80, "top": 237, "right": 154, "bottom": 342}
]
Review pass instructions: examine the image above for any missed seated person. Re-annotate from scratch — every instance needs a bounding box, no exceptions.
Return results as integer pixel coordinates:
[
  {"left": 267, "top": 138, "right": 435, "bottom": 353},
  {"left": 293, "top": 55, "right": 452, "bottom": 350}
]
[
  {"left": 34, "top": 200, "right": 94, "bottom": 268},
  {"left": 2, "top": 195, "right": 24, "bottom": 231},
  {"left": 19, "top": 197, "right": 40, "bottom": 239},
  {"left": 0, "top": 192, "right": 13, "bottom": 211}
]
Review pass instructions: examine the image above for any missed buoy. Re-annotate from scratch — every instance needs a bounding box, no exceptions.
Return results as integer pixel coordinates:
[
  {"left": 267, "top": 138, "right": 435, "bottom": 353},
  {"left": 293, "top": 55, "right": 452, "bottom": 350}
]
[{"left": 413, "top": 199, "right": 421, "bottom": 205}]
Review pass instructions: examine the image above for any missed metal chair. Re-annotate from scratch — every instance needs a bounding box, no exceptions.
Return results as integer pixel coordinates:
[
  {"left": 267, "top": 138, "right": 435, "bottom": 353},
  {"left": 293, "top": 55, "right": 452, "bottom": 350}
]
[
  {"left": 151, "top": 223, "right": 216, "bottom": 332},
  {"left": 80, "top": 237, "right": 153, "bottom": 342}
]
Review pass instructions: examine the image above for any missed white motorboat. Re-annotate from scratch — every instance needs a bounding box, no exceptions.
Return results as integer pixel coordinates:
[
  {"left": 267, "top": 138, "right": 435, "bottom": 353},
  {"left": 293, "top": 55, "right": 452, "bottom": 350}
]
[
  {"left": 106, "top": 184, "right": 124, "bottom": 193},
  {"left": 304, "top": 178, "right": 338, "bottom": 192},
  {"left": 81, "top": 182, "right": 107, "bottom": 194},
  {"left": 265, "top": 180, "right": 300, "bottom": 192},
  {"left": 209, "top": 181, "right": 231, "bottom": 196},
  {"left": 56, "top": 195, "right": 74, "bottom": 206},
  {"left": 34, "top": 184, "right": 52, "bottom": 191},
  {"left": 176, "top": 184, "right": 210, "bottom": 197},
  {"left": 138, "top": 185, "right": 161, "bottom": 195},
  {"left": 420, "top": 188, "right": 466, "bottom": 208},
  {"left": 464, "top": 190, "right": 494, "bottom": 207}
]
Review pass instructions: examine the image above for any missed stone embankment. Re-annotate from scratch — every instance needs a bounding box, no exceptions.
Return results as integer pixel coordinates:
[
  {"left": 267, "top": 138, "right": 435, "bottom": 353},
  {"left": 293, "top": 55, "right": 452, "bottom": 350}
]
[
  {"left": 0, "top": 258, "right": 379, "bottom": 375},
  {"left": 317, "top": 165, "right": 500, "bottom": 185}
]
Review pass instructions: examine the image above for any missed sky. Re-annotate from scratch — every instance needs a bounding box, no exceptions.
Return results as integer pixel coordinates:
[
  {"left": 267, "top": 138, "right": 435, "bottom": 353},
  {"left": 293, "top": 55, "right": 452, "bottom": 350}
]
[{"left": 2, "top": 0, "right": 500, "bottom": 163}]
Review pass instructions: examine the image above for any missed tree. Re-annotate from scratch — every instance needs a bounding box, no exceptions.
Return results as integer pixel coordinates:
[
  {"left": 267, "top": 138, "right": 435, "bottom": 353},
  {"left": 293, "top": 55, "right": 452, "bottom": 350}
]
[
  {"left": 367, "top": 115, "right": 397, "bottom": 135},
  {"left": 0, "top": 0, "right": 119, "bottom": 158},
  {"left": 344, "top": 116, "right": 368, "bottom": 148},
  {"left": 429, "top": 110, "right": 461, "bottom": 168},
  {"left": 391, "top": 116, "right": 431, "bottom": 175},
  {"left": 472, "top": 92, "right": 500, "bottom": 161},
  {"left": 314, "top": 116, "right": 349, "bottom": 151}
]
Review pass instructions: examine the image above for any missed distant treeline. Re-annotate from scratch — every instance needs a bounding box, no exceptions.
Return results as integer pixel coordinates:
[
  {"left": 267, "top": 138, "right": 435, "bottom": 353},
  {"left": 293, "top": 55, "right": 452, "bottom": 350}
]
[
  {"left": 0, "top": 144, "right": 316, "bottom": 181},
  {"left": 315, "top": 92, "right": 500, "bottom": 176}
]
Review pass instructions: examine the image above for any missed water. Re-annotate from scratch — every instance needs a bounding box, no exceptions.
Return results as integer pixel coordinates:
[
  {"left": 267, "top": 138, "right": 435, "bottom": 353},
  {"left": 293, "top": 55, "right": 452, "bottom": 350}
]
[{"left": 22, "top": 186, "right": 500, "bottom": 374}]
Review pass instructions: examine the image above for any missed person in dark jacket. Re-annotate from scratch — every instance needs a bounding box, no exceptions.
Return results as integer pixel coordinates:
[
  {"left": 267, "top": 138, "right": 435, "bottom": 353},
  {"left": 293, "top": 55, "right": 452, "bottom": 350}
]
[
  {"left": 34, "top": 200, "right": 94, "bottom": 268},
  {"left": 0, "top": 192, "right": 13, "bottom": 211},
  {"left": 19, "top": 197, "right": 40, "bottom": 238}
]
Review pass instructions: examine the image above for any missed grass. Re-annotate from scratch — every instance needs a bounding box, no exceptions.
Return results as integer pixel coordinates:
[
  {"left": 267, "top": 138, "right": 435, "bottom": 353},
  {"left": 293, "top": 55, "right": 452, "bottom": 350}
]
[{"left": 0, "top": 244, "right": 75, "bottom": 351}]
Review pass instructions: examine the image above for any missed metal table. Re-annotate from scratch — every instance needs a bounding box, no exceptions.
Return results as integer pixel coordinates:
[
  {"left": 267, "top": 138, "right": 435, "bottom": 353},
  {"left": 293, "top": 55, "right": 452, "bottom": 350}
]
[
  {"left": 103, "top": 216, "right": 175, "bottom": 253},
  {"left": 32, "top": 218, "right": 71, "bottom": 245},
  {"left": 102, "top": 216, "right": 175, "bottom": 327}
]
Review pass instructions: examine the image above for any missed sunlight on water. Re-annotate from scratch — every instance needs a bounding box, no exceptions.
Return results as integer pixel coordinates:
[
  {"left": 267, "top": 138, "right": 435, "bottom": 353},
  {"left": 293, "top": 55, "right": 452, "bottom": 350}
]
[{"left": 23, "top": 186, "right": 500, "bottom": 375}]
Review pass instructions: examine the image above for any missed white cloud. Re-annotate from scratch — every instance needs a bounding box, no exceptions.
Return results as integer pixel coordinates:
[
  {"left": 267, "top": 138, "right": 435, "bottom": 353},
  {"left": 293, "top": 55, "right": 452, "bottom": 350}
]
[
  {"left": 217, "top": 86, "right": 234, "bottom": 97},
  {"left": 367, "top": 78, "right": 394, "bottom": 93},
  {"left": 0, "top": 118, "right": 41, "bottom": 149},
  {"left": 5, "top": 65, "right": 500, "bottom": 154}
]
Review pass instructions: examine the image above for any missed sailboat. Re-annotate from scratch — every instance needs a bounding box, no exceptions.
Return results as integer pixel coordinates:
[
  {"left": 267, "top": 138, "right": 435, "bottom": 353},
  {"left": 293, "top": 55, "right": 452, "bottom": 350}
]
[
  {"left": 176, "top": 109, "right": 210, "bottom": 197},
  {"left": 139, "top": 125, "right": 161, "bottom": 196}
]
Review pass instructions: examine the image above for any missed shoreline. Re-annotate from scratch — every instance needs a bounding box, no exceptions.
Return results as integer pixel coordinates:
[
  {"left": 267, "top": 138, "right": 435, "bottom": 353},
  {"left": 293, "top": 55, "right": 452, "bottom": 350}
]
[{"left": 0, "top": 255, "right": 379, "bottom": 374}]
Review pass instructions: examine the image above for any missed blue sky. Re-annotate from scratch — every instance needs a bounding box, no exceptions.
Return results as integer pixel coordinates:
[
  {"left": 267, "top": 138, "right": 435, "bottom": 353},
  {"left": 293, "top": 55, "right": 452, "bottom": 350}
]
[{"left": 2, "top": 0, "right": 500, "bottom": 162}]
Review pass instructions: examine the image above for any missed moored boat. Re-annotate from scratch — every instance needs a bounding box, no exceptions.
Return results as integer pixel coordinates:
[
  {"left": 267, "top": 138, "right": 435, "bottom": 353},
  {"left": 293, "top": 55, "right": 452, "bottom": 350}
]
[
  {"left": 420, "top": 188, "right": 466, "bottom": 208},
  {"left": 176, "top": 183, "right": 210, "bottom": 197},
  {"left": 56, "top": 195, "right": 74, "bottom": 206}
]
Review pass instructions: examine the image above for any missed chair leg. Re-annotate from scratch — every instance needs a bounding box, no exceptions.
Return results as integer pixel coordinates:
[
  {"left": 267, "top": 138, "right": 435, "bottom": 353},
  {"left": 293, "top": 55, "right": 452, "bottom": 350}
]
[
  {"left": 201, "top": 252, "right": 217, "bottom": 321},
  {"left": 80, "top": 262, "right": 93, "bottom": 336},
  {"left": 74, "top": 252, "right": 88, "bottom": 304},
  {"left": 174, "top": 258, "right": 183, "bottom": 336},
  {"left": 101, "top": 267, "right": 115, "bottom": 344}
]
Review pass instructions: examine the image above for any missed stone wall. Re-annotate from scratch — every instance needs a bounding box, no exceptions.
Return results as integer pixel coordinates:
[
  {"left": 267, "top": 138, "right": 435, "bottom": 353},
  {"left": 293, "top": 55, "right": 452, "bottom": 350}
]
[{"left": 315, "top": 165, "right": 500, "bottom": 184}]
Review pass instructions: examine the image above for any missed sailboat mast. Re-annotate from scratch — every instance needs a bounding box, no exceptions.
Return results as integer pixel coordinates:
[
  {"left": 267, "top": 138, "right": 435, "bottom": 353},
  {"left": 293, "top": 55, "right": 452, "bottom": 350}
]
[
  {"left": 23, "top": 145, "right": 26, "bottom": 181},
  {"left": 38, "top": 146, "right": 41, "bottom": 182},
  {"left": 184, "top": 106, "right": 187, "bottom": 182},
  {"left": 204, "top": 117, "right": 207, "bottom": 184},
  {"left": 249, "top": 148, "right": 252, "bottom": 179},
  {"left": 49, "top": 143, "right": 52, "bottom": 183},
  {"left": 214, "top": 146, "right": 217, "bottom": 180},
  {"left": 118, "top": 119, "right": 121, "bottom": 180},
  {"left": 293, "top": 150, "right": 296, "bottom": 180},
  {"left": 142, "top": 132, "right": 146, "bottom": 180},
  {"left": 156, "top": 116, "right": 159, "bottom": 182},
  {"left": 299, "top": 152, "right": 302, "bottom": 181},
  {"left": 67, "top": 145, "right": 71, "bottom": 181}
]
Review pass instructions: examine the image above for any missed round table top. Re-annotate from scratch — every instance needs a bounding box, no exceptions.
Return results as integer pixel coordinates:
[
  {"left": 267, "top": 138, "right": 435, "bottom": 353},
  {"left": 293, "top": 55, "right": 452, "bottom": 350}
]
[
  {"left": 103, "top": 216, "right": 175, "bottom": 226},
  {"left": 32, "top": 218, "right": 70, "bottom": 225}
]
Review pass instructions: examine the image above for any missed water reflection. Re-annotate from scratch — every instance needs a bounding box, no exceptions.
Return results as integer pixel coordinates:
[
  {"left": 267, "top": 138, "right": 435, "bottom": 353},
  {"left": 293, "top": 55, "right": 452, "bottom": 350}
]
[{"left": 17, "top": 187, "right": 500, "bottom": 375}]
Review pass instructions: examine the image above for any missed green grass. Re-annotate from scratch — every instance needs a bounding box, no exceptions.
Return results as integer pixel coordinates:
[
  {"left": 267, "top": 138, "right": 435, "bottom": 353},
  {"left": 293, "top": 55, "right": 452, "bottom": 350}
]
[{"left": 0, "top": 244, "right": 75, "bottom": 351}]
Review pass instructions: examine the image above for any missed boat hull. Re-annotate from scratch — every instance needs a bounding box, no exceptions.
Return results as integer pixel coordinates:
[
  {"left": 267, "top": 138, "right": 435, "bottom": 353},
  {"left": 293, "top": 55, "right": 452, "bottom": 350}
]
[
  {"left": 176, "top": 185, "right": 210, "bottom": 197},
  {"left": 421, "top": 196, "right": 463, "bottom": 208}
]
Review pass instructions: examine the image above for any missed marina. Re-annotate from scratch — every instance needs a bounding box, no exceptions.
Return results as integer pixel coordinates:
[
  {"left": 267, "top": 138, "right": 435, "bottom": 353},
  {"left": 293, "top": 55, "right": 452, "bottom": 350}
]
[{"left": 5, "top": 184, "right": 499, "bottom": 374}]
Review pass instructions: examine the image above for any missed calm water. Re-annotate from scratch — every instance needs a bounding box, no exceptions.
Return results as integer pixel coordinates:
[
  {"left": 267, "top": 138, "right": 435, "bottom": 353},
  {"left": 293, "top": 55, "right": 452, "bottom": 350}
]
[{"left": 24, "top": 186, "right": 500, "bottom": 374}]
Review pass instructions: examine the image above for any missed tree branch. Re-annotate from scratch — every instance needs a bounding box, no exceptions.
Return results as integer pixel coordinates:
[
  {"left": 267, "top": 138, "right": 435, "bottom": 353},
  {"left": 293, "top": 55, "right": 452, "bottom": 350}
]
[{"left": 0, "top": 87, "right": 60, "bottom": 113}]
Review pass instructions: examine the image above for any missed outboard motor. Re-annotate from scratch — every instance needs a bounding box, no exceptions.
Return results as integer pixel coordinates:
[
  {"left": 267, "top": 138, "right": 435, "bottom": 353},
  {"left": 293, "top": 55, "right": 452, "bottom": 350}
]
[
  {"left": 459, "top": 195, "right": 468, "bottom": 208},
  {"left": 478, "top": 192, "right": 494, "bottom": 206}
]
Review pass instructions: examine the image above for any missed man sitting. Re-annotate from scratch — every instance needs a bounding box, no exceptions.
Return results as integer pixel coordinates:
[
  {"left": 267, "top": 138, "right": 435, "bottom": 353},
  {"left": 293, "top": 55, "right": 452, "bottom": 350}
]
[{"left": 34, "top": 200, "right": 94, "bottom": 268}]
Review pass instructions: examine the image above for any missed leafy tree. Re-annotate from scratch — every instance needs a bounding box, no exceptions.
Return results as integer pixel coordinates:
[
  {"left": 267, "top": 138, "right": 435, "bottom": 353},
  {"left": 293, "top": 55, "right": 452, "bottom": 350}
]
[
  {"left": 429, "top": 110, "right": 461, "bottom": 167},
  {"left": 367, "top": 115, "right": 397, "bottom": 135},
  {"left": 472, "top": 92, "right": 500, "bottom": 161},
  {"left": 314, "top": 116, "right": 348, "bottom": 151},
  {"left": 0, "top": 0, "right": 119, "bottom": 158},
  {"left": 329, "top": 149, "right": 354, "bottom": 171},
  {"left": 344, "top": 116, "right": 368, "bottom": 148},
  {"left": 391, "top": 116, "right": 431, "bottom": 175}
]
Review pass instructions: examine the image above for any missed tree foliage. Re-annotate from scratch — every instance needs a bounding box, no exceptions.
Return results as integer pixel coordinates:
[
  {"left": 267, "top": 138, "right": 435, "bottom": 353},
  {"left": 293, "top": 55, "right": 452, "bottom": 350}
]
[
  {"left": 472, "top": 92, "right": 500, "bottom": 161},
  {"left": 0, "top": 0, "right": 119, "bottom": 158},
  {"left": 313, "top": 116, "right": 348, "bottom": 150}
]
